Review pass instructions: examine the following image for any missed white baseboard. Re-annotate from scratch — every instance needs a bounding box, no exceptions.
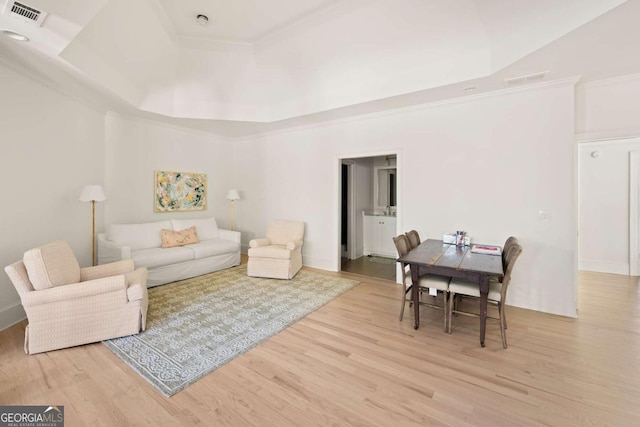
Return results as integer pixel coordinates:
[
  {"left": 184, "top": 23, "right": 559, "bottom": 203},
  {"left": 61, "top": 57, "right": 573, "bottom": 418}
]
[
  {"left": 579, "top": 259, "right": 629, "bottom": 275},
  {"left": 0, "top": 302, "right": 26, "bottom": 332},
  {"left": 303, "top": 255, "right": 337, "bottom": 272}
]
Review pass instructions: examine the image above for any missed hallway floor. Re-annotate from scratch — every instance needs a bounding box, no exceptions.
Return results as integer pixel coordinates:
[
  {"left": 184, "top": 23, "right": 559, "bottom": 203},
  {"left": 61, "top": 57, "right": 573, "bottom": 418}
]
[{"left": 340, "top": 255, "right": 396, "bottom": 281}]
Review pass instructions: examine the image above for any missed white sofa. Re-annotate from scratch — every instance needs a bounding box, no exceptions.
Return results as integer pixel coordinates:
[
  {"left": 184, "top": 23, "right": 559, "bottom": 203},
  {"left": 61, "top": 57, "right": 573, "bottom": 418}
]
[{"left": 98, "top": 217, "right": 240, "bottom": 287}]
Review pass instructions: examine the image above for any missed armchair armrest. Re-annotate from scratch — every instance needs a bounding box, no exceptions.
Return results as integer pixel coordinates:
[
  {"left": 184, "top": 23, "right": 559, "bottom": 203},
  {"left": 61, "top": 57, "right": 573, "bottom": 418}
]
[
  {"left": 21, "top": 275, "right": 127, "bottom": 307},
  {"left": 249, "top": 238, "right": 271, "bottom": 248},
  {"left": 286, "top": 240, "right": 304, "bottom": 250},
  {"left": 80, "top": 260, "right": 135, "bottom": 281},
  {"left": 219, "top": 229, "right": 241, "bottom": 244},
  {"left": 97, "top": 233, "right": 131, "bottom": 264},
  {"left": 124, "top": 267, "right": 148, "bottom": 302}
]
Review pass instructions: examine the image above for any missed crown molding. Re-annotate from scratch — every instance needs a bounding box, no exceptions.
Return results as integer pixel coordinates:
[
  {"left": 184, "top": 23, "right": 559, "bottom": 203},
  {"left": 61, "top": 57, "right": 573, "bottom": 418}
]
[
  {"left": 105, "top": 111, "right": 235, "bottom": 142},
  {"left": 174, "top": 35, "right": 253, "bottom": 51},
  {"left": 577, "top": 135, "right": 640, "bottom": 145},
  {"left": 0, "top": 53, "right": 109, "bottom": 115},
  {"left": 233, "top": 75, "right": 583, "bottom": 141},
  {"left": 580, "top": 72, "right": 640, "bottom": 88}
]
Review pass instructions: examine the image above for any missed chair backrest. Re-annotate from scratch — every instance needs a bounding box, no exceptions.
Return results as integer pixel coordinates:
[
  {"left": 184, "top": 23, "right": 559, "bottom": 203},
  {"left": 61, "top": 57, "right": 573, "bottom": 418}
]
[
  {"left": 266, "top": 220, "right": 305, "bottom": 245},
  {"left": 501, "top": 236, "right": 518, "bottom": 270},
  {"left": 5, "top": 240, "right": 83, "bottom": 296},
  {"left": 405, "top": 230, "right": 421, "bottom": 249},
  {"left": 499, "top": 243, "right": 523, "bottom": 301},
  {"left": 393, "top": 234, "right": 411, "bottom": 284},
  {"left": 393, "top": 234, "right": 411, "bottom": 258},
  {"left": 22, "top": 240, "right": 81, "bottom": 290},
  {"left": 503, "top": 236, "right": 518, "bottom": 251}
]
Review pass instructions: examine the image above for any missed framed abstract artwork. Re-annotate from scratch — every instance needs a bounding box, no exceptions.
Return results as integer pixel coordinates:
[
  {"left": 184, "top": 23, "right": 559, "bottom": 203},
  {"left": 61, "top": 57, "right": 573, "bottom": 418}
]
[{"left": 155, "top": 170, "right": 207, "bottom": 212}]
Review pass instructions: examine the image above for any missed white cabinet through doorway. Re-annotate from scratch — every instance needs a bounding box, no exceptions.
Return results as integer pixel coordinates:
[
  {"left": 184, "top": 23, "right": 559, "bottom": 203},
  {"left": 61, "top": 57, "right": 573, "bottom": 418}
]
[{"left": 363, "top": 214, "right": 397, "bottom": 258}]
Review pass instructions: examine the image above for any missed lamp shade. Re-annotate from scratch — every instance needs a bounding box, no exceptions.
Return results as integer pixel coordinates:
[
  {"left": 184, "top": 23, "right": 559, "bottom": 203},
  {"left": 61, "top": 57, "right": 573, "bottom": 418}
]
[
  {"left": 226, "top": 189, "right": 240, "bottom": 201},
  {"left": 79, "top": 185, "right": 107, "bottom": 202}
]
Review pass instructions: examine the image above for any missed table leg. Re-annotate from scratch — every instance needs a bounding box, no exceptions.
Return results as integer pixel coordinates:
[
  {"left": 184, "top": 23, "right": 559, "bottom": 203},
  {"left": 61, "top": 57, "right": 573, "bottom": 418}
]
[
  {"left": 479, "top": 275, "right": 489, "bottom": 347},
  {"left": 411, "top": 266, "right": 420, "bottom": 330}
]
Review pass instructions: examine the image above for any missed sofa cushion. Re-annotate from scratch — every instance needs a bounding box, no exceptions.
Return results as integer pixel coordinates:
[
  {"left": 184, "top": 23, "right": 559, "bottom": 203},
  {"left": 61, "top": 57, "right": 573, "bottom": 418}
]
[
  {"left": 107, "top": 221, "right": 171, "bottom": 251},
  {"left": 131, "top": 247, "right": 195, "bottom": 269},
  {"left": 161, "top": 226, "right": 199, "bottom": 248},
  {"left": 171, "top": 218, "right": 219, "bottom": 240},
  {"left": 189, "top": 239, "right": 241, "bottom": 259},
  {"left": 23, "top": 240, "right": 81, "bottom": 290},
  {"left": 248, "top": 244, "right": 292, "bottom": 260}
]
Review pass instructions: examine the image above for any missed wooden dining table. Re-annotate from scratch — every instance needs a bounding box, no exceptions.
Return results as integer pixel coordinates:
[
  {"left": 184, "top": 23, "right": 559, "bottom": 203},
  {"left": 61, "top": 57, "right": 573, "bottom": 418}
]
[{"left": 397, "top": 239, "right": 504, "bottom": 347}]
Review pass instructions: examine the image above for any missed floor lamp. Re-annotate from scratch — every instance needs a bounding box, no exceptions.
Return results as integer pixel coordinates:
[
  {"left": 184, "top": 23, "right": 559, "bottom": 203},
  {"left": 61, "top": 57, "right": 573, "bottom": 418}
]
[
  {"left": 79, "top": 185, "right": 107, "bottom": 266},
  {"left": 226, "top": 189, "right": 240, "bottom": 231}
]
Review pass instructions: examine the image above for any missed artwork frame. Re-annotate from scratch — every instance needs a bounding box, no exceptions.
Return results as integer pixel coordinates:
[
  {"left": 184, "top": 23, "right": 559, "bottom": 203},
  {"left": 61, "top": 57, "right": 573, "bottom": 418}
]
[{"left": 155, "top": 170, "right": 207, "bottom": 213}]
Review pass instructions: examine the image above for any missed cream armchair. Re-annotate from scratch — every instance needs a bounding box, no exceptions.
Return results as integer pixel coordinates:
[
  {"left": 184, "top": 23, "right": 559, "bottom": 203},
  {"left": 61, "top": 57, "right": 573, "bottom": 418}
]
[
  {"left": 4, "top": 240, "right": 148, "bottom": 355},
  {"left": 247, "top": 220, "right": 305, "bottom": 279}
]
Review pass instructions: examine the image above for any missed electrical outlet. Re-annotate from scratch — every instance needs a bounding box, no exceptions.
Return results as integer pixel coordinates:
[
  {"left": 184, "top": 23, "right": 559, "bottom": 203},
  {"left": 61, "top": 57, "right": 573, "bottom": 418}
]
[{"left": 538, "top": 211, "right": 551, "bottom": 222}]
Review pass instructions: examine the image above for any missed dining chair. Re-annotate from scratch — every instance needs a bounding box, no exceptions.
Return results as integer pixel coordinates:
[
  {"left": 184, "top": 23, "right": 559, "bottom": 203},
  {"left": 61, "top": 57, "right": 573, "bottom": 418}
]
[
  {"left": 487, "top": 236, "right": 518, "bottom": 328},
  {"left": 393, "top": 234, "right": 451, "bottom": 331},
  {"left": 501, "top": 236, "right": 518, "bottom": 268},
  {"left": 482, "top": 237, "right": 517, "bottom": 282},
  {"left": 405, "top": 230, "right": 421, "bottom": 249},
  {"left": 446, "top": 242, "right": 523, "bottom": 348}
]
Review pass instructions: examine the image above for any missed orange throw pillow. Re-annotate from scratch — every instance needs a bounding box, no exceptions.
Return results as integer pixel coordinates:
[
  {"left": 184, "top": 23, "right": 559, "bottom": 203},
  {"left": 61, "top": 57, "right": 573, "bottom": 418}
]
[{"left": 161, "top": 226, "right": 199, "bottom": 248}]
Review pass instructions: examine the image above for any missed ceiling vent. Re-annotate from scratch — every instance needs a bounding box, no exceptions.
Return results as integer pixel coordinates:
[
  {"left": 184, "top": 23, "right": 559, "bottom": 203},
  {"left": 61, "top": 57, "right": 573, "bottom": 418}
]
[
  {"left": 3, "top": 0, "right": 48, "bottom": 27},
  {"left": 504, "top": 71, "right": 549, "bottom": 86}
]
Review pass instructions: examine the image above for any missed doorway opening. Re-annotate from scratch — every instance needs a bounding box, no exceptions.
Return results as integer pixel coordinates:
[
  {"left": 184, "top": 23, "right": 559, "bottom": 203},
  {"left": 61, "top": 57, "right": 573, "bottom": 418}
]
[
  {"left": 339, "top": 154, "right": 400, "bottom": 282},
  {"left": 578, "top": 138, "right": 640, "bottom": 276}
]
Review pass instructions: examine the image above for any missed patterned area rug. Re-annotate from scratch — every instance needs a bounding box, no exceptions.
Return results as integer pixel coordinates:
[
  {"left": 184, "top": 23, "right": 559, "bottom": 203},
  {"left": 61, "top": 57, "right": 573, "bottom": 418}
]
[
  {"left": 367, "top": 255, "right": 397, "bottom": 265},
  {"left": 103, "top": 265, "right": 359, "bottom": 397}
]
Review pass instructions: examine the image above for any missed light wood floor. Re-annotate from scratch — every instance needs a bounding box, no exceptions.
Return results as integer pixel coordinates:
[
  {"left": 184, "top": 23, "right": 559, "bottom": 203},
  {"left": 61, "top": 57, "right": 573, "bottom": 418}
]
[{"left": 1, "top": 267, "right": 639, "bottom": 426}]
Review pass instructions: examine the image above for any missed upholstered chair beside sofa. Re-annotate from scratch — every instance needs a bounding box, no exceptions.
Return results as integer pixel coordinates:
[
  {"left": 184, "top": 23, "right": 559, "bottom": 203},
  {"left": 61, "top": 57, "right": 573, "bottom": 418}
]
[
  {"left": 247, "top": 220, "right": 305, "bottom": 279},
  {"left": 4, "top": 240, "right": 148, "bottom": 355}
]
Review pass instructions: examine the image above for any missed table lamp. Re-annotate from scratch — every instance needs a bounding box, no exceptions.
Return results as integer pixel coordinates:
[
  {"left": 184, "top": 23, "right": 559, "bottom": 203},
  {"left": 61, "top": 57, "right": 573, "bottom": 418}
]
[
  {"left": 79, "top": 185, "right": 107, "bottom": 266},
  {"left": 226, "top": 189, "right": 240, "bottom": 231}
]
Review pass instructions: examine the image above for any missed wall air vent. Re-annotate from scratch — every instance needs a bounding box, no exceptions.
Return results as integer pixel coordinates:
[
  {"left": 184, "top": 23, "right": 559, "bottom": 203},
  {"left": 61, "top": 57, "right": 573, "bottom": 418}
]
[
  {"left": 3, "top": 0, "right": 48, "bottom": 27},
  {"left": 504, "top": 71, "right": 549, "bottom": 86}
]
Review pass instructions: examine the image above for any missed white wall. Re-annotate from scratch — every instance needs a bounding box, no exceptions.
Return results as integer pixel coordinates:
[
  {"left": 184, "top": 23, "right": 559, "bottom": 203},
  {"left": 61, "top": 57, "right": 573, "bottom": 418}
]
[
  {"left": 0, "top": 61, "right": 107, "bottom": 330},
  {"left": 254, "top": 0, "right": 491, "bottom": 121},
  {"left": 172, "top": 43, "right": 266, "bottom": 121},
  {"left": 234, "top": 79, "right": 578, "bottom": 317},
  {"left": 104, "top": 113, "right": 235, "bottom": 228},
  {"left": 578, "top": 139, "right": 640, "bottom": 274},
  {"left": 576, "top": 74, "right": 640, "bottom": 141}
]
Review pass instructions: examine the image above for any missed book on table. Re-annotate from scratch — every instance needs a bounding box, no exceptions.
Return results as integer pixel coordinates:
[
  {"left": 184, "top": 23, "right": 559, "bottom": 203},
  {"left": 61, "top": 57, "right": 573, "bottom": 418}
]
[{"left": 471, "top": 245, "right": 502, "bottom": 256}]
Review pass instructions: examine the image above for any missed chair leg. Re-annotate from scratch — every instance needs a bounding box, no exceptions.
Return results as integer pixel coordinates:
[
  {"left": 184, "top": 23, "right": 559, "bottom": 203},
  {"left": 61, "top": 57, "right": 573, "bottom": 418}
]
[
  {"left": 499, "top": 302, "right": 508, "bottom": 349},
  {"left": 447, "top": 291, "right": 455, "bottom": 334},
  {"left": 443, "top": 291, "right": 448, "bottom": 332},
  {"left": 400, "top": 285, "right": 411, "bottom": 321},
  {"left": 503, "top": 307, "right": 508, "bottom": 330}
]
